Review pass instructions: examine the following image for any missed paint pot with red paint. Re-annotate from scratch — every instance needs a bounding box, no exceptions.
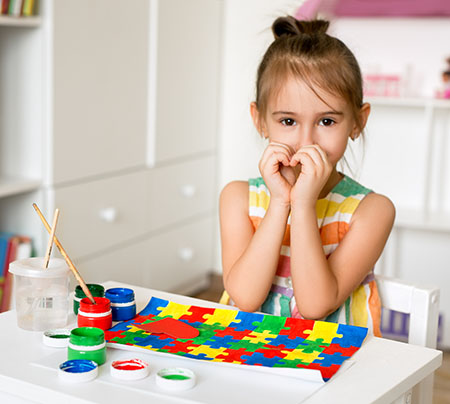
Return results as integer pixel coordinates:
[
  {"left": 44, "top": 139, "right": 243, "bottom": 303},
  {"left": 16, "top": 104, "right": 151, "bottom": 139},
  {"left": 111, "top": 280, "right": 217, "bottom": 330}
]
[
  {"left": 68, "top": 327, "right": 106, "bottom": 365},
  {"left": 110, "top": 358, "right": 150, "bottom": 380},
  {"left": 78, "top": 296, "right": 112, "bottom": 331},
  {"left": 73, "top": 284, "right": 105, "bottom": 315}
]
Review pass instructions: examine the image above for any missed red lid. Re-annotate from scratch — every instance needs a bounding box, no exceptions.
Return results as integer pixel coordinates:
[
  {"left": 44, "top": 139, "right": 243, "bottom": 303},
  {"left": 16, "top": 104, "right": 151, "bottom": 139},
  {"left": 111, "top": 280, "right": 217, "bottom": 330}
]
[{"left": 80, "top": 296, "right": 110, "bottom": 313}]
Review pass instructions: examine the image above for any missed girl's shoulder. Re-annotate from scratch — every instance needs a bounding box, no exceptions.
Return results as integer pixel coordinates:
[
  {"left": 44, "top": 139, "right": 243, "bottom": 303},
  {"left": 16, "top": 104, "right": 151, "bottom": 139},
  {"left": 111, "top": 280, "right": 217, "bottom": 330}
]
[
  {"left": 352, "top": 191, "right": 396, "bottom": 228},
  {"left": 339, "top": 175, "right": 395, "bottom": 227},
  {"left": 220, "top": 180, "right": 249, "bottom": 208}
]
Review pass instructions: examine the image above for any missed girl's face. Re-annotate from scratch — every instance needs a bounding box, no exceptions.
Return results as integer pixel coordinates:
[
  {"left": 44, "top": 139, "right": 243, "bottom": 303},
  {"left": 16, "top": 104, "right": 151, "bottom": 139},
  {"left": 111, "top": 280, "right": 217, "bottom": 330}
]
[{"left": 254, "top": 76, "right": 366, "bottom": 168}]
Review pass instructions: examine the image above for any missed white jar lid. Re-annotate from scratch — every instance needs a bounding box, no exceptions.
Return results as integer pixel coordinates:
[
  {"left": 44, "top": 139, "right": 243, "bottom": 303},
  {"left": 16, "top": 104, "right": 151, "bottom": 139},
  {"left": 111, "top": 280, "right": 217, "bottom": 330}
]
[
  {"left": 110, "top": 358, "right": 150, "bottom": 380},
  {"left": 156, "top": 368, "right": 196, "bottom": 391},
  {"left": 58, "top": 360, "right": 98, "bottom": 383},
  {"left": 43, "top": 329, "right": 71, "bottom": 348},
  {"left": 9, "top": 257, "right": 69, "bottom": 278}
]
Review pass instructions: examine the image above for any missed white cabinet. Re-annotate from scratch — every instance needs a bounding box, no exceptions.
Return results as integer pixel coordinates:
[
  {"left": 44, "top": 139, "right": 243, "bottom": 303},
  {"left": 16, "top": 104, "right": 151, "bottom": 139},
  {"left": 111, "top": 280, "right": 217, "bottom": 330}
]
[
  {"left": 51, "top": 0, "right": 149, "bottom": 184},
  {"left": 0, "top": 0, "right": 222, "bottom": 295}
]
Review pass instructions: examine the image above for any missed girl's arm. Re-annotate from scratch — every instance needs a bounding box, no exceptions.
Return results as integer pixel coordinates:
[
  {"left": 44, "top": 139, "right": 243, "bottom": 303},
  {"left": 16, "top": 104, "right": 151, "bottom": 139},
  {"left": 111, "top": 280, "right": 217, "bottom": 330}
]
[
  {"left": 220, "top": 180, "right": 290, "bottom": 312},
  {"left": 290, "top": 192, "right": 395, "bottom": 319}
]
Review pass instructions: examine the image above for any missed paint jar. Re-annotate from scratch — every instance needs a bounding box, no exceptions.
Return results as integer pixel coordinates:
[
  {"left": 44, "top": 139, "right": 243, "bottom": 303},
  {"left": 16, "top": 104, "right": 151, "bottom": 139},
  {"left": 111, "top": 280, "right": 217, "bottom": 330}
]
[
  {"left": 9, "top": 257, "right": 70, "bottom": 331},
  {"left": 67, "top": 327, "right": 106, "bottom": 365},
  {"left": 73, "top": 284, "right": 105, "bottom": 315},
  {"left": 105, "top": 288, "right": 136, "bottom": 321},
  {"left": 78, "top": 296, "right": 112, "bottom": 331}
]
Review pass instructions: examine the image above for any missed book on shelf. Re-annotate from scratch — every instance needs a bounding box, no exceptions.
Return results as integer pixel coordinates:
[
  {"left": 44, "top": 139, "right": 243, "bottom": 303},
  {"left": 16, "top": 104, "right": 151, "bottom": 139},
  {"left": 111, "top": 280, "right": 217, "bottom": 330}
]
[
  {"left": 21, "top": 0, "right": 35, "bottom": 16},
  {"left": 0, "top": 0, "right": 10, "bottom": 15},
  {"left": 7, "top": 0, "right": 22, "bottom": 16},
  {"left": 0, "top": 232, "right": 32, "bottom": 312},
  {"left": 0, "top": 0, "right": 36, "bottom": 16}
]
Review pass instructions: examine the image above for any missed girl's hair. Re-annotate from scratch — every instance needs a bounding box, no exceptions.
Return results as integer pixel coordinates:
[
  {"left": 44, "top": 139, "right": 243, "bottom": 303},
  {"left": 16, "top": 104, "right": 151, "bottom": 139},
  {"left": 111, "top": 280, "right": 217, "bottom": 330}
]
[{"left": 256, "top": 16, "right": 364, "bottom": 132}]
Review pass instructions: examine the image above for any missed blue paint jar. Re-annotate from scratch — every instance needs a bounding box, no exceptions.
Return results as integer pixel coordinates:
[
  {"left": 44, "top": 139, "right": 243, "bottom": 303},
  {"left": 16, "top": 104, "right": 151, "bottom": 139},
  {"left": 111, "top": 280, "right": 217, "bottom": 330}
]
[{"left": 105, "top": 288, "right": 136, "bottom": 321}]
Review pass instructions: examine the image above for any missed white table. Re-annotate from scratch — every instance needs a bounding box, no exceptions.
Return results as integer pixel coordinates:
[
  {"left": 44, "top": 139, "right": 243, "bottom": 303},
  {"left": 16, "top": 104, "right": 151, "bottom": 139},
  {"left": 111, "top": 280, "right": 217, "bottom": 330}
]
[{"left": 0, "top": 281, "right": 442, "bottom": 404}]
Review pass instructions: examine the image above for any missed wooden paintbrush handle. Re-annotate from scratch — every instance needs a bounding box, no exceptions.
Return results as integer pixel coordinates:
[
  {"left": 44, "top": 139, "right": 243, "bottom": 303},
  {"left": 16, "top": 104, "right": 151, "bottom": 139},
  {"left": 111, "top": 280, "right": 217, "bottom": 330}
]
[{"left": 32, "top": 203, "right": 96, "bottom": 304}]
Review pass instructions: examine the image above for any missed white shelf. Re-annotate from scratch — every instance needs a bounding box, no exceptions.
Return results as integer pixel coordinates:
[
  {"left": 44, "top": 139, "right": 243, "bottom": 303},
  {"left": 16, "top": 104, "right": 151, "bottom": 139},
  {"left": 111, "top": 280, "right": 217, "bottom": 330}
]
[
  {"left": 367, "top": 96, "right": 450, "bottom": 109},
  {"left": 395, "top": 208, "right": 450, "bottom": 233},
  {"left": 0, "top": 177, "right": 41, "bottom": 198},
  {"left": 0, "top": 16, "right": 41, "bottom": 27}
]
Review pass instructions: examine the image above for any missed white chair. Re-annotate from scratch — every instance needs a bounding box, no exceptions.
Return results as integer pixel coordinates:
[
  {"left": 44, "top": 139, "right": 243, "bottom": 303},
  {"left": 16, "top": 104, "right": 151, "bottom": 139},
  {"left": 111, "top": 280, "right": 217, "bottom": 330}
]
[{"left": 376, "top": 275, "right": 440, "bottom": 404}]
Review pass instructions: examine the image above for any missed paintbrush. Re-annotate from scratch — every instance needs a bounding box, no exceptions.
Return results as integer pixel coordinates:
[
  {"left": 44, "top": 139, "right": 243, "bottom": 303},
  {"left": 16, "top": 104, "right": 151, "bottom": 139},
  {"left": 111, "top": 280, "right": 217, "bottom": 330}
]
[
  {"left": 43, "top": 208, "right": 59, "bottom": 269},
  {"left": 32, "top": 203, "right": 96, "bottom": 304}
]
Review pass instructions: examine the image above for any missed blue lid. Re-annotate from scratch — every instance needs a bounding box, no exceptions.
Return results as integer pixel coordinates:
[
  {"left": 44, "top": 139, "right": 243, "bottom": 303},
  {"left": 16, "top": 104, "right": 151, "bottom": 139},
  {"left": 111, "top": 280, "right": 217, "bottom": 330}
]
[
  {"left": 60, "top": 359, "right": 98, "bottom": 373},
  {"left": 105, "top": 287, "right": 135, "bottom": 303}
]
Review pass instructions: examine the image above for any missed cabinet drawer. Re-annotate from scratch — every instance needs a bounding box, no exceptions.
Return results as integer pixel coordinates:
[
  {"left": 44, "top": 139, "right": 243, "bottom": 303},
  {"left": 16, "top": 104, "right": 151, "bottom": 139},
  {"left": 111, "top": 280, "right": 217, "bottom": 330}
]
[
  {"left": 147, "top": 156, "right": 215, "bottom": 231},
  {"left": 52, "top": 0, "right": 148, "bottom": 183},
  {"left": 144, "top": 216, "right": 214, "bottom": 292},
  {"left": 53, "top": 171, "right": 147, "bottom": 260},
  {"left": 79, "top": 239, "right": 147, "bottom": 287}
]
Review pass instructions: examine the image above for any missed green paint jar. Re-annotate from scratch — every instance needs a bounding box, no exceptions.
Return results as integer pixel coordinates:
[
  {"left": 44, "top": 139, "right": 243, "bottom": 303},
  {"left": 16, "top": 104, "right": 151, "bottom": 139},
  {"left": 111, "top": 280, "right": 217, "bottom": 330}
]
[
  {"left": 73, "top": 284, "right": 105, "bottom": 315},
  {"left": 67, "top": 327, "right": 106, "bottom": 366}
]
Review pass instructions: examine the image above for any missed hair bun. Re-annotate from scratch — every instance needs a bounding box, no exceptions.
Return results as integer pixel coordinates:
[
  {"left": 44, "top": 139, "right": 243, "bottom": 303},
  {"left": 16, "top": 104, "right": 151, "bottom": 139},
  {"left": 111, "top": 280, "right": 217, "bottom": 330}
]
[{"left": 272, "top": 16, "right": 329, "bottom": 39}]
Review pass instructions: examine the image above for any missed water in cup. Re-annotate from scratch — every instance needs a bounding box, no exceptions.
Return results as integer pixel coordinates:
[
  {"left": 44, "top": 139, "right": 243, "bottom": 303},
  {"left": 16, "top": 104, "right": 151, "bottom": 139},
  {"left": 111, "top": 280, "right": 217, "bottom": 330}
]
[{"left": 9, "top": 257, "right": 70, "bottom": 331}]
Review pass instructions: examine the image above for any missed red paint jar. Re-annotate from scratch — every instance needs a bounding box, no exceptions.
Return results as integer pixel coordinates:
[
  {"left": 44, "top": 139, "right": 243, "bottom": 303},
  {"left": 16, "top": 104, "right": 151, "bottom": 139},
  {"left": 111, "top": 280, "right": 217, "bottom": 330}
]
[{"left": 78, "top": 297, "right": 112, "bottom": 331}]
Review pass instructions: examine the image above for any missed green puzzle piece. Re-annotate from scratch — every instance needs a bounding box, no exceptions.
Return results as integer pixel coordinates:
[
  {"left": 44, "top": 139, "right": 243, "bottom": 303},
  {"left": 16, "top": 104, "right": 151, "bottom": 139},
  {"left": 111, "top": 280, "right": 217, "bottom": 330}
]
[
  {"left": 251, "top": 315, "right": 286, "bottom": 334},
  {"left": 228, "top": 339, "right": 266, "bottom": 352},
  {"left": 299, "top": 338, "right": 329, "bottom": 354},
  {"left": 273, "top": 358, "right": 310, "bottom": 368},
  {"left": 111, "top": 330, "right": 148, "bottom": 345}
]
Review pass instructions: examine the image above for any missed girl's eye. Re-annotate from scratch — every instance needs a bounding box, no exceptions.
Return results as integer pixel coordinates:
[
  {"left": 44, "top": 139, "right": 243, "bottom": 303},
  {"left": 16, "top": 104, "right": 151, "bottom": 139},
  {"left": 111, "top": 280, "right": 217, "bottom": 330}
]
[
  {"left": 280, "top": 118, "right": 296, "bottom": 126},
  {"left": 319, "top": 118, "right": 335, "bottom": 127}
]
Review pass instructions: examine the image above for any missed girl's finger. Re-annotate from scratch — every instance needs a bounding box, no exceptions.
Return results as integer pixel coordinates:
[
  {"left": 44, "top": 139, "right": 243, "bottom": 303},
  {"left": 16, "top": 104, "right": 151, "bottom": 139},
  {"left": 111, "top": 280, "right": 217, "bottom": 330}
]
[
  {"left": 268, "top": 141, "right": 295, "bottom": 156},
  {"left": 292, "top": 151, "right": 314, "bottom": 170},
  {"left": 294, "top": 145, "right": 324, "bottom": 168},
  {"left": 306, "top": 144, "right": 329, "bottom": 165}
]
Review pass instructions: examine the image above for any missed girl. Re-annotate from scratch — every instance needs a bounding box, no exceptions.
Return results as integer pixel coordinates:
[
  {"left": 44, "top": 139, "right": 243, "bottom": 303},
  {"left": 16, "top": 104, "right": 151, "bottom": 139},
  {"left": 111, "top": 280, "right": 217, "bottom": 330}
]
[{"left": 219, "top": 17, "right": 395, "bottom": 336}]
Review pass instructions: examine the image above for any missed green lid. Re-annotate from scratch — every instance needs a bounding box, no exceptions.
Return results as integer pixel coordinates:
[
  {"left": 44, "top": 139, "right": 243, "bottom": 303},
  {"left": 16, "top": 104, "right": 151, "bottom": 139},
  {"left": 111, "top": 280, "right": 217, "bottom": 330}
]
[
  {"left": 75, "top": 284, "right": 105, "bottom": 298},
  {"left": 70, "top": 327, "right": 104, "bottom": 346}
]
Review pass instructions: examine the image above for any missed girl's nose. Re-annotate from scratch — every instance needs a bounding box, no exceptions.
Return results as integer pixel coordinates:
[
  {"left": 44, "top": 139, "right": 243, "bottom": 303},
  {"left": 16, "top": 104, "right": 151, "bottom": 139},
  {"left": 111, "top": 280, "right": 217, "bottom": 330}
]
[{"left": 295, "top": 128, "right": 314, "bottom": 150}]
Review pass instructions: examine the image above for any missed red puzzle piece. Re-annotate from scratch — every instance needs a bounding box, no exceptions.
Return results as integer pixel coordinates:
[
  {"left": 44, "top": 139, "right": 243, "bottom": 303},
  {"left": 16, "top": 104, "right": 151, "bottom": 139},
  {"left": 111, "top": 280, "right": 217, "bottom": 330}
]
[
  {"left": 135, "top": 317, "right": 199, "bottom": 339},
  {"left": 279, "top": 318, "right": 315, "bottom": 339}
]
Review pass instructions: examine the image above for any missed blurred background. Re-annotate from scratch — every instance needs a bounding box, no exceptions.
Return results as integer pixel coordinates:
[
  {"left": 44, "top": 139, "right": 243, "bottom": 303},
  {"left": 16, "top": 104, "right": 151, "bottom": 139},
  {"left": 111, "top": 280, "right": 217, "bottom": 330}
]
[{"left": 0, "top": 0, "right": 449, "bottom": 368}]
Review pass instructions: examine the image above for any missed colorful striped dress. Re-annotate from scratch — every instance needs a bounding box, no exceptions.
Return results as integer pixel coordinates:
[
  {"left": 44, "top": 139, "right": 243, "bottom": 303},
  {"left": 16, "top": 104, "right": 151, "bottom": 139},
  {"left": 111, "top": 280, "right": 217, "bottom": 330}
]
[{"left": 249, "top": 175, "right": 382, "bottom": 336}]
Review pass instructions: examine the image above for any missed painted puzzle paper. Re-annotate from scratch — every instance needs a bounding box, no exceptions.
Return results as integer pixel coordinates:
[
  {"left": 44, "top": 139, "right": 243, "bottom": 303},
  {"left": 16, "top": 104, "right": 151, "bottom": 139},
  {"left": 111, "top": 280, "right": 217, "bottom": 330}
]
[{"left": 105, "top": 297, "right": 368, "bottom": 381}]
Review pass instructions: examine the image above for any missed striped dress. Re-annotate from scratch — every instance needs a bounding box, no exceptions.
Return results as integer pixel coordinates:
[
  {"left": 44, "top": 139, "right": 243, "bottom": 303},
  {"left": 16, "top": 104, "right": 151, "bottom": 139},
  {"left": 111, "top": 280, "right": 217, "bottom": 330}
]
[{"left": 249, "top": 175, "right": 382, "bottom": 336}]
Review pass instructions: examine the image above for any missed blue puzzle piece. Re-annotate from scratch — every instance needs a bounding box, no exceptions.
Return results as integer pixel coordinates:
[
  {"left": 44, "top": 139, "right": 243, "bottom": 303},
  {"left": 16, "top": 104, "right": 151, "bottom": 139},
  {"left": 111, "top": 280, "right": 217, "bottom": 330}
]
[
  {"left": 228, "top": 311, "right": 264, "bottom": 331},
  {"left": 267, "top": 335, "right": 306, "bottom": 349},
  {"left": 331, "top": 323, "right": 368, "bottom": 348},
  {"left": 312, "top": 351, "right": 349, "bottom": 368},
  {"left": 107, "top": 318, "right": 136, "bottom": 332},
  {"left": 134, "top": 334, "right": 175, "bottom": 349},
  {"left": 183, "top": 353, "right": 214, "bottom": 361},
  {"left": 240, "top": 352, "right": 284, "bottom": 367},
  {"left": 203, "top": 335, "right": 240, "bottom": 349},
  {"left": 139, "top": 297, "right": 169, "bottom": 316}
]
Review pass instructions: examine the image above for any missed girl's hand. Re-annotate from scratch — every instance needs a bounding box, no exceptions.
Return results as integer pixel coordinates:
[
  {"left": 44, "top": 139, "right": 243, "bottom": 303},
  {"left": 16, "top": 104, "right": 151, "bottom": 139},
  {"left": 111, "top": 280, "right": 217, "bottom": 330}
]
[
  {"left": 289, "top": 144, "right": 333, "bottom": 207},
  {"left": 258, "top": 142, "right": 295, "bottom": 206}
]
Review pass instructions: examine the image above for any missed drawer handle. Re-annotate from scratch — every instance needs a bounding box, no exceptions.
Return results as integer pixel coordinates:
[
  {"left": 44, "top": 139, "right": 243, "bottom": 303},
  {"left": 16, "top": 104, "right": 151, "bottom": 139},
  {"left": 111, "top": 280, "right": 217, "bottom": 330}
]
[
  {"left": 179, "top": 184, "right": 197, "bottom": 198},
  {"left": 178, "top": 247, "right": 194, "bottom": 262},
  {"left": 99, "top": 207, "right": 118, "bottom": 223}
]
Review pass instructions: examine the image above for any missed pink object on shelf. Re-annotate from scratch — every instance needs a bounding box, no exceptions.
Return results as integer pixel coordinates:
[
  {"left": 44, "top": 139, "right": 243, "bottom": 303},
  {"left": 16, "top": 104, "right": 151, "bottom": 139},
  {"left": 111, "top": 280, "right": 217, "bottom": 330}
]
[
  {"left": 333, "top": 0, "right": 450, "bottom": 17},
  {"left": 363, "top": 74, "right": 401, "bottom": 98}
]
